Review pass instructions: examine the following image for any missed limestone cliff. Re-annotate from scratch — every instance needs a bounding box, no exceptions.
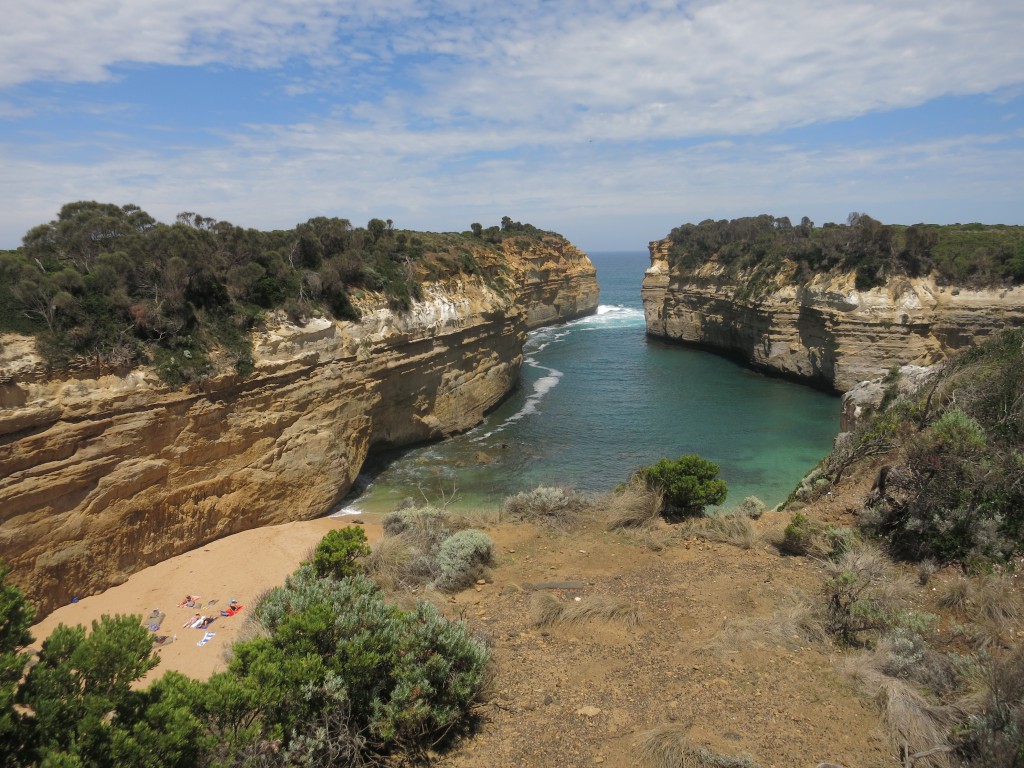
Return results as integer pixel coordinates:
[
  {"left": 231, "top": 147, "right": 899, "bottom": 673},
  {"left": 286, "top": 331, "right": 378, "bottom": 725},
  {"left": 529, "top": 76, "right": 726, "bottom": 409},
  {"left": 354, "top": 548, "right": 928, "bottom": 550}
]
[
  {"left": 0, "top": 241, "right": 598, "bottom": 616},
  {"left": 642, "top": 239, "right": 1024, "bottom": 393}
]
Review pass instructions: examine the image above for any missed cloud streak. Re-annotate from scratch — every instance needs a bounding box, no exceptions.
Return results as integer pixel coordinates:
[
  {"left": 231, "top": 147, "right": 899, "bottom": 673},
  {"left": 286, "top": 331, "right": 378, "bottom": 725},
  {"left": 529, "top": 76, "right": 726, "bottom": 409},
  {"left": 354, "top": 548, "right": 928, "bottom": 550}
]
[{"left": 1, "top": 0, "right": 1022, "bottom": 248}]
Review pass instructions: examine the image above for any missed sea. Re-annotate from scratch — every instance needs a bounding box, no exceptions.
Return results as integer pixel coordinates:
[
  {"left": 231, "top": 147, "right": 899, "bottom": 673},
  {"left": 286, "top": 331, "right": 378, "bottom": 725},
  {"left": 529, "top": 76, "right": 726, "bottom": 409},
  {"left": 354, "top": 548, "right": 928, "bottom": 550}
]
[{"left": 337, "top": 251, "right": 840, "bottom": 515}]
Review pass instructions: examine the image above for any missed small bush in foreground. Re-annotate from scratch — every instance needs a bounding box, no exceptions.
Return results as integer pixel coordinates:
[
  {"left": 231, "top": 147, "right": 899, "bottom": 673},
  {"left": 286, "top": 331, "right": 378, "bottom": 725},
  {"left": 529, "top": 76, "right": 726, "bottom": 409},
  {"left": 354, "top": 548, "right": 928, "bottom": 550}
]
[
  {"left": 310, "top": 526, "right": 371, "bottom": 579},
  {"left": 823, "top": 544, "right": 913, "bottom": 646},
  {"left": 780, "top": 512, "right": 822, "bottom": 555},
  {"left": 737, "top": 495, "right": 767, "bottom": 519},
  {"left": 636, "top": 454, "right": 728, "bottom": 517},
  {"left": 434, "top": 529, "right": 494, "bottom": 592},
  {"left": 249, "top": 569, "right": 489, "bottom": 752}
]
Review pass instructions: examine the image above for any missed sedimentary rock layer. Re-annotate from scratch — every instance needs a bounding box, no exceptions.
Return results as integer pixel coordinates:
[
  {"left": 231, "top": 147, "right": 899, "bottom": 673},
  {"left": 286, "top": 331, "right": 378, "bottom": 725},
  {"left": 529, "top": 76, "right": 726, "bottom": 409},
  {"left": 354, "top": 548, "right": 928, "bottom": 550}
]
[
  {"left": 642, "top": 239, "right": 1024, "bottom": 393},
  {"left": 0, "top": 241, "right": 598, "bottom": 616}
]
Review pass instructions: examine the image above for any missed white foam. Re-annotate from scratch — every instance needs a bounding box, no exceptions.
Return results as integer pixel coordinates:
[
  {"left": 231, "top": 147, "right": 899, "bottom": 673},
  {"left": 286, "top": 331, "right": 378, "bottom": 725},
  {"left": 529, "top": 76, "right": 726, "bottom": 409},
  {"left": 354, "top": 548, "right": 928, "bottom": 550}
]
[{"left": 328, "top": 506, "right": 362, "bottom": 517}]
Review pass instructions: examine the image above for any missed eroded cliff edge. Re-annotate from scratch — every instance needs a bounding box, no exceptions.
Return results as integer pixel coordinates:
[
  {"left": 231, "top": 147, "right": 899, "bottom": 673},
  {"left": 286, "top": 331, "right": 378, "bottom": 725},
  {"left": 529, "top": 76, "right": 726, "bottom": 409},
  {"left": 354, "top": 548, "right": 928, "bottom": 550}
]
[
  {"left": 642, "top": 236, "right": 1024, "bottom": 394},
  {"left": 0, "top": 239, "right": 598, "bottom": 616}
]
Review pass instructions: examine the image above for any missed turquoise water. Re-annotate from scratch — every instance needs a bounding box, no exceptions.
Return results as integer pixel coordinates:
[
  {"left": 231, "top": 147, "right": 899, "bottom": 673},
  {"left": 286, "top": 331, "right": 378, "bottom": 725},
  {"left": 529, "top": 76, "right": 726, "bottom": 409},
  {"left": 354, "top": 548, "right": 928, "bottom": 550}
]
[{"left": 340, "top": 252, "right": 839, "bottom": 514}]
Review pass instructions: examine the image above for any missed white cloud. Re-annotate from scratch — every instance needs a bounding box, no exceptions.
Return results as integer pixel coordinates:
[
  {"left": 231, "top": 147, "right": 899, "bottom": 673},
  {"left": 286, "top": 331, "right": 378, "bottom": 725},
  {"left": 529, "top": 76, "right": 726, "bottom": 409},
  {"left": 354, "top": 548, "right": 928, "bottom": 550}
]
[{"left": 1, "top": 1, "right": 1022, "bottom": 248}]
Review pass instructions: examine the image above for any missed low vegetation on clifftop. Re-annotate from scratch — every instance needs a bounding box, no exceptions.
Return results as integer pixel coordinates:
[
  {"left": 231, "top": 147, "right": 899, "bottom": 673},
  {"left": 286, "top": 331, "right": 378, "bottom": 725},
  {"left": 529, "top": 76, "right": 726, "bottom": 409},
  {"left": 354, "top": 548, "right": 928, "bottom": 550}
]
[
  {"left": 799, "top": 327, "right": 1024, "bottom": 566},
  {"left": 666, "top": 213, "right": 1024, "bottom": 291},
  {"left": 0, "top": 202, "right": 561, "bottom": 385}
]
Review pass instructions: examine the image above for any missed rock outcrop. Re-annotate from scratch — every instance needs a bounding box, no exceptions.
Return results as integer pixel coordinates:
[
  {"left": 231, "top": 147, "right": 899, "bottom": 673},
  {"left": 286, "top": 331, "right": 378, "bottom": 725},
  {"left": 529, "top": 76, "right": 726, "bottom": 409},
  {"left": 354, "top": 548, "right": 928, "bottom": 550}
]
[
  {"left": 642, "top": 239, "right": 1024, "bottom": 393},
  {"left": 0, "top": 239, "right": 598, "bottom": 616}
]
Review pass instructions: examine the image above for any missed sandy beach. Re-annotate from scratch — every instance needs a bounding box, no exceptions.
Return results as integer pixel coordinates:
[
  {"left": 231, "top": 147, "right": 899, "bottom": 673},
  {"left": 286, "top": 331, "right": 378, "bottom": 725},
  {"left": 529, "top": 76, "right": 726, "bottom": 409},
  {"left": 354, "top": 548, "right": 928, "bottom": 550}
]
[{"left": 27, "top": 516, "right": 381, "bottom": 684}]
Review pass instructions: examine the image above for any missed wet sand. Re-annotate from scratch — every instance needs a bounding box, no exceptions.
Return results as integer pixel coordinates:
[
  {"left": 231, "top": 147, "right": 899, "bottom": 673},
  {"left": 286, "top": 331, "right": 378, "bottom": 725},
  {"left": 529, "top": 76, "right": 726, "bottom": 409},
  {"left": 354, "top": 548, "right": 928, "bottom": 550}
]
[{"left": 28, "top": 516, "right": 382, "bottom": 683}]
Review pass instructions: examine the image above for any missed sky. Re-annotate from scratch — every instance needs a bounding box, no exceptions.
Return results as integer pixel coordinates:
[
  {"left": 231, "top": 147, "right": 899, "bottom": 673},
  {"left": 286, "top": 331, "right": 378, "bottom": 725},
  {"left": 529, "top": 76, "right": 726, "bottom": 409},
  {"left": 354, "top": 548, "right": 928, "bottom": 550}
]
[{"left": 1, "top": 1, "right": 1022, "bottom": 252}]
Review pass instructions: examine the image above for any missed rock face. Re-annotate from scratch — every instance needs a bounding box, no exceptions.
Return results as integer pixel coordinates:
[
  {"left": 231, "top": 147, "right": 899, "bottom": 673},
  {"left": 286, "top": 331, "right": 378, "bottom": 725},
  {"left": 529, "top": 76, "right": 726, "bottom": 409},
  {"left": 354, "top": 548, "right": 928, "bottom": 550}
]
[
  {"left": 642, "top": 239, "right": 1024, "bottom": 393},
  {"left": 0, "top": 240, "right": 598, "bottom": 616}
]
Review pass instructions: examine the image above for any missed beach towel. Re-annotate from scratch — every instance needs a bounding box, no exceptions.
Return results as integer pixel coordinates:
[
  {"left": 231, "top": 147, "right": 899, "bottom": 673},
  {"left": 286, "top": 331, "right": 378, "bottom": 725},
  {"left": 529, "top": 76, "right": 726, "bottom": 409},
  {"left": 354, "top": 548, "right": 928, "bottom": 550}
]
[
  {"left": 197, "top": 632, "right": 215, "bottom": 647},
  {"left": 145, "top": 610, "right": 166, "bottom": 631},
  {"left": 220, "top": 605, "right": 244, "bottom": 617},
  {"left": 152, "top": 635, "right": 175, "bottom": 646}
]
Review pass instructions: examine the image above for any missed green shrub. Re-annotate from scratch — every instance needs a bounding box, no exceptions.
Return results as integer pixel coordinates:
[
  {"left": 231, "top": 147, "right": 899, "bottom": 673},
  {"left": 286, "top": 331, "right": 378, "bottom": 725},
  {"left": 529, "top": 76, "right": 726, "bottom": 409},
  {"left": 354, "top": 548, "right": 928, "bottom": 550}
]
[
  {"left": 823, "top": 545, "right": 909, "bottom": 646},
  {"left": 310, "top": 527, "right": 371, "bottom": 579},
  {"left": 247, "top": 570, "right": 489, "bottom": 750},
  {"left": 780, "top": 512, "right": 822, "bottom": 555},
  {"left": 433, "top": 530, "right": 493, "bottom": 592},
  {"left": 637, "top": 454, "right": 728, "bottom": 517}
]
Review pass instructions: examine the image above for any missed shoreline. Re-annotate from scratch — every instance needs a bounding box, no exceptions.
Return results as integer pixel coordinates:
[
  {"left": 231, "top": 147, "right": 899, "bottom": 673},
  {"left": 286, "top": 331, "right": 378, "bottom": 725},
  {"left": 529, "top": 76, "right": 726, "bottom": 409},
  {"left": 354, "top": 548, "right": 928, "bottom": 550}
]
[{"left": 27, "top": 515, "right": 382, "bottom": 683}]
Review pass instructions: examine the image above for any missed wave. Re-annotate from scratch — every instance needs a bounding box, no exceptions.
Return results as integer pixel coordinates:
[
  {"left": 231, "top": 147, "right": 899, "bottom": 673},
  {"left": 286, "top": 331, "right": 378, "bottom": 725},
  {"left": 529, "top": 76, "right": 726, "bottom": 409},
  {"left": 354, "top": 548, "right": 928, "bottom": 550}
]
[{"left": 473, "top": 363, "right": 563, "bottom": 441}]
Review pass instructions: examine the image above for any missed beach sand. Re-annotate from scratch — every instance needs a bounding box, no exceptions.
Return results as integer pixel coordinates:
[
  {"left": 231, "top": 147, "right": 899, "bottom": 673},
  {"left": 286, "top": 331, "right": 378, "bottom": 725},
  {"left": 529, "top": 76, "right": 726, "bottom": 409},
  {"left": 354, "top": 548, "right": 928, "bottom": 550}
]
[{"left": 27, "top": 516, "right": 381, "bottom": 684}]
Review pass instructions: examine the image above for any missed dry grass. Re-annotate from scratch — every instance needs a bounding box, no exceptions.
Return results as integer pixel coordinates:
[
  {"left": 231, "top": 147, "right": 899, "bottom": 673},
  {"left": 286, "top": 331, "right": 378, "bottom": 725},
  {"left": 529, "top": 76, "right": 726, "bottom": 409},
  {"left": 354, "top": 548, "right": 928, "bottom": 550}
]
[
  {"left": 938, "top": 573, "right": 1022, "bottom": 624},
  {"left": 363, "top": 532, "right": 437, "bottom": 591},
  {"left": 529, "top": 592, "right": 641, "bottom": 630},
  {"left": 502, "top": 486, "right": 592, "bottom": 528},
  {"left": 843, "top": 653, "right": 960, "bottom": 768},
  {"left": 634, "top": 724, "right": 760, "bottom": 768},
  {"left": 687, "top": 511, "right": 758, "bottom": 550},
  {"left": 602, "top": 476, "right": 663, "bottom": 530},
  {"left": 707, "top": 594, "right": 828, "bottom": 653}
]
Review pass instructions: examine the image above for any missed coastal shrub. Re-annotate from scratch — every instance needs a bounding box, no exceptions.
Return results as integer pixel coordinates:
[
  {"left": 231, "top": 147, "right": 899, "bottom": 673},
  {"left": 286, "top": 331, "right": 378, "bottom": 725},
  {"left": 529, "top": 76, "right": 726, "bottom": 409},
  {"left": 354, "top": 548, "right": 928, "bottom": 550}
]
[
  {"left": 1, "top": 203, "right": 557, "bottom": 386},
  {"left": 310, "top": 526, "right": 371, "bottom": 579},
  {"left": 636, "top": 454, "right": 727, "bottom": 517},
  {"left": 823, "top": 545, "right": 912, "bottom": 646},
  {"left": 779, "top": 512, "right": 822, "bottom": 555},
  {"left": 737, "top": 495, "right": 767, "bottom": 519},
  {"left": 246, "top": 569, "right": 489, "bottom": 752},
  {"left": 433, "top": 529, "right": 494, "bottom": 592},
  {"left": 956, "top": 646, "right": 1024, "bottom": 766},
  {"left": 502, "top": 486, "right": 590, "bottom": 527},
  {"left": 1, "top": 563, "right": 34, "bottom": 755}
]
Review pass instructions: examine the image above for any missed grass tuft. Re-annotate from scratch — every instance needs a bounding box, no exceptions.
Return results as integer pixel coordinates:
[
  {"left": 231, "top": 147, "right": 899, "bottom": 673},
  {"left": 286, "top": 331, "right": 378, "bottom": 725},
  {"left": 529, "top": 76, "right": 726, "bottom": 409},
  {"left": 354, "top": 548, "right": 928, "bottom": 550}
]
[
  {"left": 603, "top": 476, "right": 663, "bottom": 530},
  {"left": 529, "top": 593, "right": 641, "bottom": 630},
  {"left": 634, "top": 724, "right": 760, "bottom": 768},
  {"left": 687, "top": 510, "right": 758, "bottom": 549}
]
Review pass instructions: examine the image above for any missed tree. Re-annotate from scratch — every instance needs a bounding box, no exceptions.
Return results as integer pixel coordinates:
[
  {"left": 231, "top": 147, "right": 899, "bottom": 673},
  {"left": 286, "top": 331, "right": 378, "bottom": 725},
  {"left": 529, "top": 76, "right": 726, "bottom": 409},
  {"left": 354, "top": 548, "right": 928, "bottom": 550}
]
[
  {"left": 637, "top": 454, "right": 728, "bottom": 516},
  {"left": 1, "top": 563, "right": 34, "bottom": 762},
  {"left": 470, "top": 223, "right": 483, "bottom": 238},
  {"left": 309, "top": 527, "right": 371, "bottom": 580},
  {"left": 17, "top": 614, "right": 159, "bottom": 765}
]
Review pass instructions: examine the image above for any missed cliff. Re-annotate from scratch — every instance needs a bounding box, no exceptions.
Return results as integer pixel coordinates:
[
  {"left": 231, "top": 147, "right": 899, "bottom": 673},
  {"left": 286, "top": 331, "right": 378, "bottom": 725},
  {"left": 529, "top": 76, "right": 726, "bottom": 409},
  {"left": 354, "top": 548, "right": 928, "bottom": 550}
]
[
  {"left": 642, "top": 238, "right": 1024, "bottom": 393},
  {"left": 0, "top": 240, "right": 598, "bottom": 616}
]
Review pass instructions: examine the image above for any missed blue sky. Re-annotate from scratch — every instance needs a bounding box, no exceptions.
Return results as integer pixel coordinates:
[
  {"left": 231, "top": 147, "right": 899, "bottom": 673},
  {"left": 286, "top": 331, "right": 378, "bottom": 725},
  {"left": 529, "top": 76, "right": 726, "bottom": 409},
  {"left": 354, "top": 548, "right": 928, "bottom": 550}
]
[{"left": 1, "top": 1, "right": 1022, "bottom": 251}]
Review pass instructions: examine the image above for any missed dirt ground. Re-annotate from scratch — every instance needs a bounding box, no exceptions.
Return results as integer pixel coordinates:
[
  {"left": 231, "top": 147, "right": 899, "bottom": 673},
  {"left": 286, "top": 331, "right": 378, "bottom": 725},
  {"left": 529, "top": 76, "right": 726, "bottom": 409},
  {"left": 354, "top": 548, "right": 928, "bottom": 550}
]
[
  {"left": 28, "top": 483, "right": 899, "bottom": 767},
  {"left": 432, "top": 505, "right": 892, "bottom": 768}
]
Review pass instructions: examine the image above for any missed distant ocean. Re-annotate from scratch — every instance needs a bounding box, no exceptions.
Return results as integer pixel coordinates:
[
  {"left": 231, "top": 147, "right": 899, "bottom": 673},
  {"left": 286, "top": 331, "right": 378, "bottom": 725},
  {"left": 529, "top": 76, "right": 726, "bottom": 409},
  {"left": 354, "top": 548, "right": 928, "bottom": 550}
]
[{"left": 338, "top": 251, "right": 839, "bottom": 515}]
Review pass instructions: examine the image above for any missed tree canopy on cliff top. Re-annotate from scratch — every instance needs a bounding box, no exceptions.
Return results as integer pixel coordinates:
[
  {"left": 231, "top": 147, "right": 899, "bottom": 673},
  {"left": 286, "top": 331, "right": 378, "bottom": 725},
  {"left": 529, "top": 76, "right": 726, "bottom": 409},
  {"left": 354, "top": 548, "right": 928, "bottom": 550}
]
[
  {"left": 667, "top": 214, "right": 1024, "bottom": 292},
  {"left": 0, "top": 202, "right": 558, "bottom": 386}
]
